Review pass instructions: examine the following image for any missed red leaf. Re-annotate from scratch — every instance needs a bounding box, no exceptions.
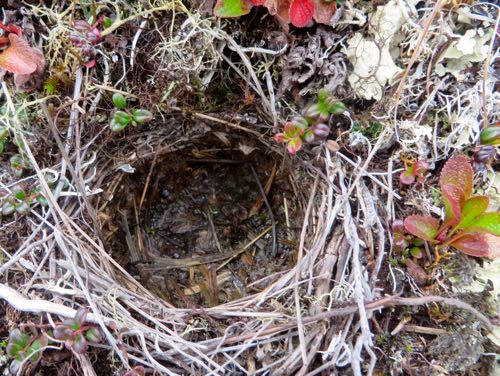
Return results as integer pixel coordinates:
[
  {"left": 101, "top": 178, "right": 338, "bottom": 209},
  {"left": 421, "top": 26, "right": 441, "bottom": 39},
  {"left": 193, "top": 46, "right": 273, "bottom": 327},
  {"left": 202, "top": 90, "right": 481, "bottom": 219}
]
[
  {"left": 289, "top": 0, "right": 314, "bottom": 27},
  {"left": 287, "top": 136, "right": 302, "bottom": 154},
  {"left": 399, "top": 170, "right": 415, "bottom": 185},
  {"left": 0, "top": 34, "right": 41, "bottom": 74},
  {"left": 84, "top": 59, "right": 96, "bottom": 69},
  {"left": 441, "top": 184, "right": 464, "bottom": 227},
  {"left": 312, "top": 0, "right": 336, "bottom": 24},
  {"left": 440, "top": 155, "right": 473, "bottom": 200},
  {"left": 251, "top": 0, "right": 265, "bottom": 4},
  {"left": 404, "top": 215, "right": 440, "bottom": 242},
  {"left": 450, "top": 233, "right": 500, "bottom": 259}
]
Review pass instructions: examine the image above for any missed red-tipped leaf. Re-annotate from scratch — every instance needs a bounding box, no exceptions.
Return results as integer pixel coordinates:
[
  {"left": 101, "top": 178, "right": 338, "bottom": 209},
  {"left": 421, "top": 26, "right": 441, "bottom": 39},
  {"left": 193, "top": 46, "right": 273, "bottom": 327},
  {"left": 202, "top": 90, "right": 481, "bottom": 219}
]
[
  {"left": 289, "top": 0, "right": 314, "bottom": 27},
  {"left": 439, "top": 155, "right": 473, "bottom": 200},
  {"left": 404, "top": 215, "right": 440, "bottom": 242},
  {"left": 450, "top": 233, "right": 500, "bottom": 259},
  {"left": 441, "top": 184, "right": 464, "bottom": 226}
]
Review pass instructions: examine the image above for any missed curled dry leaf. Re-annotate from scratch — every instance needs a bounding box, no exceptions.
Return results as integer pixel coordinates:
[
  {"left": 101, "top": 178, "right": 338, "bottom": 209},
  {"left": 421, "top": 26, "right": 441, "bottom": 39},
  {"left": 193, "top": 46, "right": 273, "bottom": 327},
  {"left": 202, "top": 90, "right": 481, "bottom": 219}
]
[{"left": 0, "top": 34, "right": 44, "bottom": 75}]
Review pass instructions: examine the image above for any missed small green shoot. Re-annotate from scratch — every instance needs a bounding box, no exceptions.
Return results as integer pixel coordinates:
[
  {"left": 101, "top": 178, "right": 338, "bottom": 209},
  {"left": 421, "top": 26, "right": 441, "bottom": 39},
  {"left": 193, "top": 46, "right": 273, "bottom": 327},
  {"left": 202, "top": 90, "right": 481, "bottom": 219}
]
[
  {"left": 109, "top": 93, "right": 153, "bottom": 132},
  {"left": 273, "top": 89, "right": 345, "bottom": 154}
]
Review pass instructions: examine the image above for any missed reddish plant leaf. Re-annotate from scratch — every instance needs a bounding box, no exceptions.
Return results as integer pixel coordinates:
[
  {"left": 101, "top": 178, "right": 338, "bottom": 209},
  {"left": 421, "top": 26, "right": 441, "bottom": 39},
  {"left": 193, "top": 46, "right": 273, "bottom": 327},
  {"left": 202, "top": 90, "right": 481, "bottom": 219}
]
[
  {"left": 465, "top": 212, "right": 500, "bottom": 236},
  {"left": 312, "top": 0, "right": 336, "bottom": 24},
  {"left": 455, "top": 196, "right": 489, "bottom": 230},
  {"left": 251, "top": 0, "right": 265, "bottom": 4},
  {"left": 0, "top": 34, "right": 43, "bottom": 74},
  {"left": 439, "top": 155, "right": 473, "bottom": 200},
  {"left": 289, "top": 0, "right": 314, "bottom": 27},
  {"left": 404, "top": 215, "right": 440, "bottom": 242},
  {"left": 441, "top": 184, "right": 464, "bottom": 227},
  {"left": 450, "top": 233, "right": 500, "bottom": 259},
  {"left": 399, "top": 169, "right": 415, "bottom": 185},
  {"left": 287, "top": 136, "right": 302, "bottom": 154}
]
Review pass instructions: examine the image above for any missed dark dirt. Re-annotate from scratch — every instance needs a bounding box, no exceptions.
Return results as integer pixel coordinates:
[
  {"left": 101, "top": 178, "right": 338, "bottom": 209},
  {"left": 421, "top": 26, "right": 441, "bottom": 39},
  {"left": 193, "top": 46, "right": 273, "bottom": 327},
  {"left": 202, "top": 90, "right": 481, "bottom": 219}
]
[{"left": 106, "top": 131, "right": 301, "bottom": 308}]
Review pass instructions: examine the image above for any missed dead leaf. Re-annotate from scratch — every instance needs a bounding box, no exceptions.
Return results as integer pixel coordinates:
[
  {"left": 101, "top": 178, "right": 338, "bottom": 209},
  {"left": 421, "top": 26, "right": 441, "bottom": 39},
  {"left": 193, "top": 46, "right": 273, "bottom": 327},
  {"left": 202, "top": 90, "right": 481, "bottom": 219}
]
[
  {"left": 0, "top": 33, "right": 44, "bottom": 75},
  {"left": 406, "top": 259, "right": 429, "bottom": 286},
  {"left": 312, "top": 0, "right": 336, "bottom": 24}
]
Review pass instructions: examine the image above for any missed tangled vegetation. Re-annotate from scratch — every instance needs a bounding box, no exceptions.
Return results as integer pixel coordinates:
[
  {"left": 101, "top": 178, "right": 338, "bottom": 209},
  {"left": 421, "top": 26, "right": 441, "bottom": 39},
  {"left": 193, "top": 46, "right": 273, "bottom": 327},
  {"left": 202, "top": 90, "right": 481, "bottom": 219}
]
[{"left": 0, "top": 0, "right": 499, "bottom": 375}]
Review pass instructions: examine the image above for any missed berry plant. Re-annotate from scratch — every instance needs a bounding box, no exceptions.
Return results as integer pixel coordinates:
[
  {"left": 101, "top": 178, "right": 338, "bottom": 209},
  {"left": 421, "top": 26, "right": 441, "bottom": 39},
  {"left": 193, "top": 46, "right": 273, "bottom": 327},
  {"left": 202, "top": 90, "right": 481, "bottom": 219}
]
[
  {"left": 399, "top": 158, "right": 430, "bottom": 186},
  {"left": 109, "top": 93, "right": 153, "bottom": 132},
  {"left": 273, "top": 89, "right": 345, "bottom": 154},
  {"left": 401, "top": 155, "right": 500, "bottom": 262},
  {"left": 6, "top": 308, "right": 102, "bottom": 374}
]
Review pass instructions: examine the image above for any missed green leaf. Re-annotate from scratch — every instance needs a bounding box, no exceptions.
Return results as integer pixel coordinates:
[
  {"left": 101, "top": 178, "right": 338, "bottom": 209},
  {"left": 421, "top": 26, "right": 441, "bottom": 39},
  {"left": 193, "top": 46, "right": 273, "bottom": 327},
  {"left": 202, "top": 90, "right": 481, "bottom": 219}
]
[
  {"left": 103, "top": 17, "right": 113, "bottom": 28},
  {"left": 112, "top": 93, "right": 127, "bottom": 109},
  {"left": 465, "top": 212, "right": 500, "bottom": 236},
  {"left": 441, "top": 184, "right": 464, "bottom": 226},
  {"left": 404, "top": 215, "right": 440, "bottom": 242},
  {"left": 317, "top": 89, "right": 329, "bottom": 102},
  {"left": 85, "top": 327, "right": 102, "bottom": 343},
  {"left": 328, "top": 101, "right": 346, "bottom": 115},
  {"left": 455, "top": 196, "right": 489, "bottom": 230},
  {"left": 2, "top": 201, "right": 16, "bottom": 216},
  {"left": 479, "top": 126, "right": 500, "bottom": 146},
  {"left": 450, "top": 233, "right": 500, "bottom": 259},
  {"left": 6, "top": 329, "right": 30, "bottom": 357},
  {"left": 214, "top": 0, "right": 252, "bottom": 17},
  {"left": 409, "top": 246, "right": 423, "bottom": 258},
  {"left": 132, "top": 109, "right": 153, "bottom": 125},
  {"left": 16, "top": 202, "right": 30, "bottom": 215},
  {"left": 36, "top": 195, "right": 48, "bottom": 206},
  {"left": 114, "top": 111, "right": 131, "bottom": 126},
  {"left": 27, "top": 338, "right": 44, "bottom": 362},
  {"left": 53, "top": 326, "right": 73, "bottom": 341},
  {"left": 74, "top": 308, "right": 87, "bottom": 327},
  {"left": 109, "top": 118, "right": 127, "bottom": 132},
  {"left": 13, "top": 188, "right": 26, "bottom": 201},
  {"left": 0, "top": 125, "right": 8, "bottom": 139},
  {"left": 0, "top": 140, "right": 4, "bottom": 154}
]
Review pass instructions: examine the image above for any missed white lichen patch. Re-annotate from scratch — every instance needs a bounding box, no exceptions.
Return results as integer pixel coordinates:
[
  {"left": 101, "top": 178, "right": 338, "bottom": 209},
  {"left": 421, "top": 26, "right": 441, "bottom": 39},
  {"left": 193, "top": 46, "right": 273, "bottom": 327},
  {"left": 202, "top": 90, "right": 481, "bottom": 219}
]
[
  {"left": 435, "top": 28, "right": 493, "bottom": 80},
  {"left": 345, "top": 1, "right": 413, "bottom": 100}
]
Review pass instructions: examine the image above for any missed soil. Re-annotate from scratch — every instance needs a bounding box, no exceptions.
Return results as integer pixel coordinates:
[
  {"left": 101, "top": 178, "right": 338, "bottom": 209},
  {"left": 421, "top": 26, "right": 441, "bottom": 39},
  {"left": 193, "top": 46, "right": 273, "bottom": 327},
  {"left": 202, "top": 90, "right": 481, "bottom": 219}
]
[{"left": 105, "top": 132, "right": 300, "bottom": 308}]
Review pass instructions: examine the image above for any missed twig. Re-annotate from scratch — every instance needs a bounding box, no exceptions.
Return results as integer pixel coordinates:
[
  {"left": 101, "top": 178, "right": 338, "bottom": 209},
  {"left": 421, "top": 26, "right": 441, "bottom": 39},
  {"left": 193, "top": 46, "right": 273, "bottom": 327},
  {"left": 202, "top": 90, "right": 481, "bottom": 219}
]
[{"left": 249, "top": 164, "right": 276, "bottom": 257}]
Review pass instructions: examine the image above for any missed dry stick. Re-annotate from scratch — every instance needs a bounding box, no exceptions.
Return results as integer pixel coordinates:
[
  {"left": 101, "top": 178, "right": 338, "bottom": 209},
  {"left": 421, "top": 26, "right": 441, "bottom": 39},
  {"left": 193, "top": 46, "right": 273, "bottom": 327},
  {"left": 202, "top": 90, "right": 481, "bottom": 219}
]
[
  {"left": 138, "top": 148, "right": 160, "bottom": 212},
  {"left": 250, "top": 165, "right": 277, "bottom": 257},
  {"left": 207, "top": 294, "right": 493, "bottom": 349},
  {"left": 1, "top": 83, "right": 130, "bottom": 370},
  {"left": 53, "top": 67, "right": 82, "bottom": 198},
  {"left": 393, "top": 0, "right": 443, "bottom": 105},
  {"left": 294, "top": 176, "right": 319, "bottom": 365},
  {"left": 169, "top": 106, "right": 263, "bottom": 138},
  {"left": 480, "top": 10, "right": 500, "bottom": 128}
]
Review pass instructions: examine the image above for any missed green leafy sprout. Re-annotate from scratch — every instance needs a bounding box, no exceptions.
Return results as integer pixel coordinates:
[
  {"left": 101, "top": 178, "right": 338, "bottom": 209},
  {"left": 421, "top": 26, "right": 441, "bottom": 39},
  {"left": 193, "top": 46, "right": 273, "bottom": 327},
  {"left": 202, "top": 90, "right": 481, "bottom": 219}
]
[
  {"left": 273, "top": 89, "right": 345, "bottom": 154},
  {"left": 109, "top": 93, "right": 153, "bottom": 132}
]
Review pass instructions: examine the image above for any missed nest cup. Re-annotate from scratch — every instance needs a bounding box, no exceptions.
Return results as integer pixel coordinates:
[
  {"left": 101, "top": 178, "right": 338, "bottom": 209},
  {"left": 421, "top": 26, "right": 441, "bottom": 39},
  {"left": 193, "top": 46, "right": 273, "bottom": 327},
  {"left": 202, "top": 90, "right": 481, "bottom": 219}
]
[{"left": 100, "top": 124, "right": 300, "bottom": 308}]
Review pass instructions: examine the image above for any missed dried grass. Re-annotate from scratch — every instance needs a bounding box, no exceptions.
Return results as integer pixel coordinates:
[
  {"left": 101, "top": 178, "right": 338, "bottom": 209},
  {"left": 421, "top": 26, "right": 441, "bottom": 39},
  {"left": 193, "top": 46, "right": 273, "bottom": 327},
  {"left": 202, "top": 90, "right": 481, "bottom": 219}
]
[{"left": 0, "top": 0, "right": 498, "bottom": 374}]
